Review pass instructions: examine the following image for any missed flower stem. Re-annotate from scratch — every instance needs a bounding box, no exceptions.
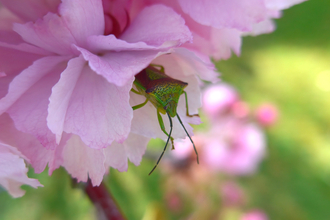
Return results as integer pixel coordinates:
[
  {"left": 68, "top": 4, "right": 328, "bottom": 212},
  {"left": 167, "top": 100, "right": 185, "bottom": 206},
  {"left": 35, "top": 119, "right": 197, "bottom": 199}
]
[{"left": 84, "top": 180, "right": 126, "bottom": 220}]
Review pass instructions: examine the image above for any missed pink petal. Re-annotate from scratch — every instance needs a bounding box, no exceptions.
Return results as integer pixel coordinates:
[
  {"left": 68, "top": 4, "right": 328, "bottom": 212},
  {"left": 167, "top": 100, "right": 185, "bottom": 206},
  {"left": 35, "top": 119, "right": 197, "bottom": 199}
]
[
  {"left": 48, "top": 56, "right": 133, "bottom": 149},
  {"left": 47, "top": 133, "right": 71, "bottom": 175},
  {"left": 0, "top": 142, "right": 42, "bottom": 198},
  {"left": 13, "top": 13, "right": 78, "bottom": 55},
  {"left": 62, "top": 135, "right": 105, "bottom": 186},
  {"left": 105, "top": 133, "right": 149, "bottom": 171},
  {"left": 120, "top": 4, "right": 192, "bottom": 46},
  {"left": 155, "top": 48, "right": 219, "bottom": 82},
  {"left": 211, "top": 28, "right": 242, "bottom": 60},
  {"left": 0, "top": 45, "right": 44, "bottom": 99},
  {"left": 0, "top": 43, "right": 45, "bottom": 76},
  {"left": 0, "top": 6, "right": 22, "bottom": 31},
  {"left": 102, "top": 0, "right": 131, "bottom": 35},
  {"left": 0, "top": 0, "right": 60, "bottom": 22},
  {"left": 58, "top": 0, "right": 104, "bottom": 45},
  {"left": 104, "top": 140, "right": 128, "bottom": 172},
  {"left": 124, "top": 133, "right": 149, "bottom": 165},
  {"left": 0, "top": 41, "right": 52, "bottom": 56},
  {"left": 0, "top": 56, "right": 69, "bottom": 149},
  {"left": 183, "top": 28, "right": 242, "bottom": 60},
  {"left": 0, "top": 113, "right": 50, "bottom": 174},
  {"left": 247, "top": 19, "right": 276, "bottom": 36},
  {"left": 76, "top": 45, "right": 164, "bottom": 86},
  {"left": 178, "top": 0, "right": 267, "bottom": 31},
  {"left": 265, "top": 0, "right": 306, "bottom": 10},
  {"left": 86, "top": 35, "right": 154, "bottom": 52}
]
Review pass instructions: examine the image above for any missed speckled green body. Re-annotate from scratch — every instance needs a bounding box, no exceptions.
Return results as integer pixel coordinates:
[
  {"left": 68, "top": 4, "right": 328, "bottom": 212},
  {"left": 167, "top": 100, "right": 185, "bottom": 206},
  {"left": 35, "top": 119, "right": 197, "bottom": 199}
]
[{"left": 134, "top": 66, "right": 188, "bottom": 117}]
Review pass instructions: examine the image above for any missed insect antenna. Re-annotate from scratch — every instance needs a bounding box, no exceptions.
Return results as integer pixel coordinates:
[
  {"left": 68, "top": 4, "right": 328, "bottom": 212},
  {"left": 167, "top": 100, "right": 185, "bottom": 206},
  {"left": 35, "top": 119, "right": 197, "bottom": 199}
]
[
  {"left": 176, "top": 114, "right": 199, "bottom": 164},
  {"left": 149, "top": 112, "right": 173, "bottom": 175}
]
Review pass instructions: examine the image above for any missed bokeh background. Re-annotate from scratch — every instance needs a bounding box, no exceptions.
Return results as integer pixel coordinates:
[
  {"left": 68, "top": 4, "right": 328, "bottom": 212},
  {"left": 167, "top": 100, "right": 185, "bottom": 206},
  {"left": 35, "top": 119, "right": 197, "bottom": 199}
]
[{"left": 1, "top": 0, "right": 329, "bottom": 219}]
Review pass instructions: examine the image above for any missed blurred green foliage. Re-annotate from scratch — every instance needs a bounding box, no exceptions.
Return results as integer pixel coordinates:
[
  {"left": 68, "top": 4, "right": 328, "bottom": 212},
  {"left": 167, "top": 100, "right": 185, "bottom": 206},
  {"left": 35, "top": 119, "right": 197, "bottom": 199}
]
[{"left": 1, "top": 0, "right": 329, "bottom": 219}]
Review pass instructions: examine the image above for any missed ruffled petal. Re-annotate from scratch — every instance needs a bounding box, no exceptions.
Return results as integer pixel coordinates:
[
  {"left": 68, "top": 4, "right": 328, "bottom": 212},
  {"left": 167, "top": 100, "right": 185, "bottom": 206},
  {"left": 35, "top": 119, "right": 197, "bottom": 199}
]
[
  {"left": 86, "top": 35, "right": 155, "bottom": 52},
  {"left": 209, "top": 28, "right": 242, "bottom": 60},
  {"left": 0, "top": 46, "right": 45, "bottom": 99},
  {"left": 124, "top": 133, "right": 149, "bottom": 165},
  {"left": 120, "top": 4, "right": 192, "bottom": 46},
  {"left": 265, "top": 0, "right": 307, "bottom": 10},
  {"left": 178, "top": 0, "right": 267, "bottom": 31},
  {"left": 155, "top": 48, "right": 219, "bottom": 82},
  {"left": 62, "top": 134, "right": 105, "bottom": 186},
  {"left": 48, "top": 56, "right": 133, "bottom": 149},
  {"left": 0, "top": 113, "right": 50, "bottom": 173},
  {"left": 247, "top": 19, "right": 276, "bottom": 36},
  {"left": 76, "top": 45, "right": 164, "bottom": 86},
  {"left": 0, "top": 56, "right": 68, "bottom": 149},
  {"left": 11, "top": 0, "right": 104, "bottom": 54},
  {"left": 0, "top": 7, "right": 22, "bottom": 31},
  {"left": 13, "top": 13, "right": 78, "bottom": 55},
  {"left": 105, "top": 133, "right": 149, "bottom": 171},
  {"left": 0, "top": 142, "right": 42, "bottom": 198},
  {"left": 0, "top": 0, "right": 60, "bottom": 22},
  {"left": 58, "top": 0, "right": 104, "bottom": 45}
]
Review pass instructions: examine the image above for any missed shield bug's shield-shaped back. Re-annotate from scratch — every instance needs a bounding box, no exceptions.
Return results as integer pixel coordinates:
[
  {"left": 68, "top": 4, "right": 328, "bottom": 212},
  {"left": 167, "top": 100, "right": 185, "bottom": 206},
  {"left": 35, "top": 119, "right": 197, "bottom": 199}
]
[{"left": 132, "top": 65, "right": 199, "bottom": 175}]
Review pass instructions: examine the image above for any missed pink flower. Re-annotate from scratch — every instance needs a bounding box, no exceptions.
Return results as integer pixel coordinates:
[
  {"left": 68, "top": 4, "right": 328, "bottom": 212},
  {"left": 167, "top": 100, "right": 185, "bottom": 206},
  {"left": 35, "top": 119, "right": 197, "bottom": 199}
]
[
  {"left": 241, "top": 210, "right": 268, "bottom": 220},
  {"left": 202, "top": 117, "right": 266, "bottom": 175},
  {"left": 0, "top": 0, "right": 216, "bottom": 186},
  {"left": 0, "top": 0, "right": 304, "bottom": 188},
  {"left": 255, "top": 103, "right": 279, "bottom": 126}
]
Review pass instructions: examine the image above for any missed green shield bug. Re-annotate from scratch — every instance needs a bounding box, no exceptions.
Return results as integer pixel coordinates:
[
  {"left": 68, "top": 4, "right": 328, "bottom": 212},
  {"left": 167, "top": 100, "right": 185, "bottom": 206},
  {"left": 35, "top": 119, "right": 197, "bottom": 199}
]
[{"left": 132, "top": 65, "right": 199, "bottom": 175}]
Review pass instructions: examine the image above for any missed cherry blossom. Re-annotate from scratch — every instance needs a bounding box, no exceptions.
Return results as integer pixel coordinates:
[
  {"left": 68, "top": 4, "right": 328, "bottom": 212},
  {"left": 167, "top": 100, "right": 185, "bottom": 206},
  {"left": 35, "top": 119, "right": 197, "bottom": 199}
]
[
  {"left": 0, "top": 0, "right": 216, "bottom": 186},
  {"left": 202, "top": 118, "right": 266, "bottom": 175},
  {"left": 0, "top": 0, "right": 304, "bottom": 189}
]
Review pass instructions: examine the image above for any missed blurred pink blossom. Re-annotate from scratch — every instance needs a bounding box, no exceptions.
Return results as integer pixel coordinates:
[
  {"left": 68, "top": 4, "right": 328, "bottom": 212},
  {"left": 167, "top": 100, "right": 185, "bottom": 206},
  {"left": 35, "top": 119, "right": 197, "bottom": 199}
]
[
  {"left": 232, "top": 101, "right": 250, "bottom": 119},
  {"left": 255, "top": 103, "right": 279, "bottom": 126},
  {"left": 241, "top": 210, "right": 269, "bottom": 220},
  {"left": 202, "top": 117, "right": 266, "bottom": 175},
  {"left": 221, "top": 182, "right": 245, "bottom": 206},
  {"left": 203, "top": 83, "right": 238, "bottom": 118},
  {"left": 172, "top": 138, "right": 195, "bottom": 160}
]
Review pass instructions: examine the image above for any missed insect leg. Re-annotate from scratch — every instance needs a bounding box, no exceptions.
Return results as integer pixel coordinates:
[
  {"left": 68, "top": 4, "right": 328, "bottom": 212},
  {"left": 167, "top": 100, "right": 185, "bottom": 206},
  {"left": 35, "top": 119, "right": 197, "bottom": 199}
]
[
  {"left": 131, "top": 88, "right": 141, "bottom": 95},
  {"left": 149, "top": 112, "right": 173, "bottom": 175},
  {"left": 157, "top": 110, "right": 174, "bottom": 149},
  {"left": 183, "top": 91, "right": 199, "bottom": 117},
  {"left": 176, "top": 114, "right": 200, "bottom": 164},
  {"left": 132, "top": 98, "right": 149, "bottom": 110}
]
